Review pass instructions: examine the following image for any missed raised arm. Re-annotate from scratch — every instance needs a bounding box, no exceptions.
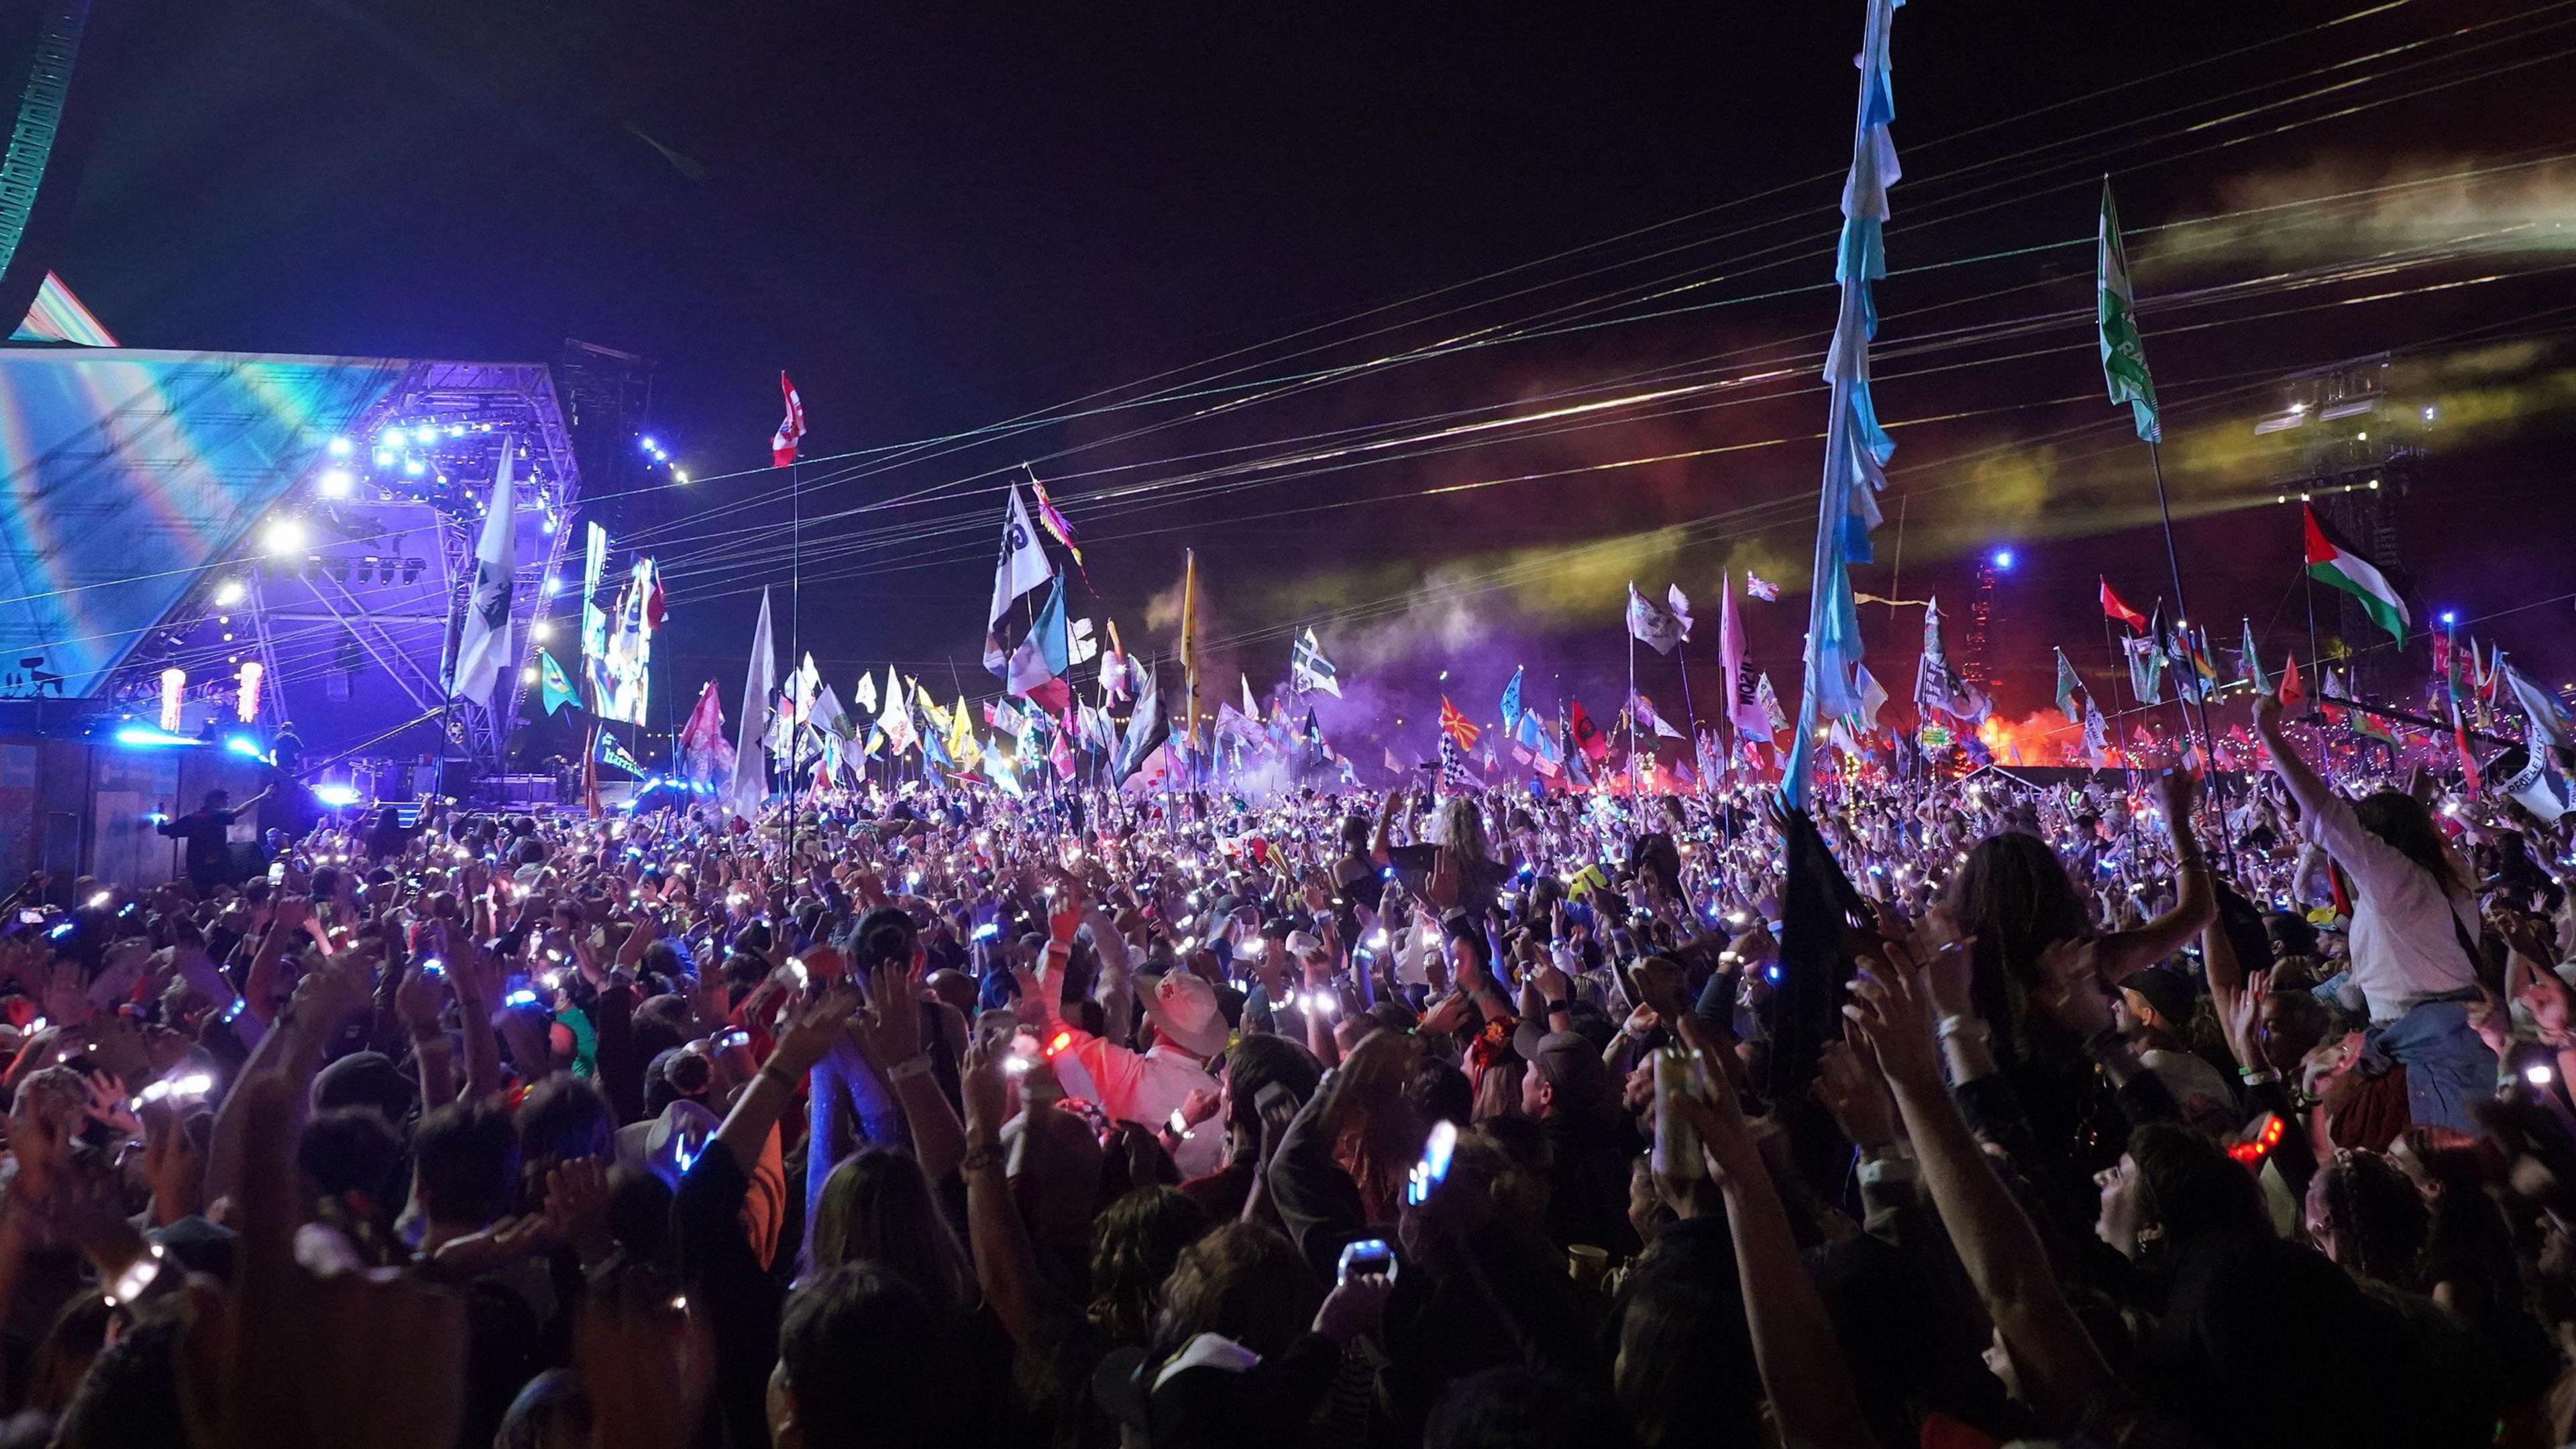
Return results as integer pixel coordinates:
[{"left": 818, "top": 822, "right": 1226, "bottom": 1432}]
[
  {"left": 1844, "top": 961, "right": 2107, "bottom": 1432},
  {"left": 1666, "top": 1071, "right": 1878, "bottom": 1449},
  {"left": 2096, "top": 770, "right": 2216, "bottom": 984}
]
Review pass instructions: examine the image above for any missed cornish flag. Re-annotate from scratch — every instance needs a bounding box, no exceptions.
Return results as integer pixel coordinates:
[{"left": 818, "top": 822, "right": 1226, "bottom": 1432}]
[{"left": 771, "top": 372, "right": 806, "bottom": 467}]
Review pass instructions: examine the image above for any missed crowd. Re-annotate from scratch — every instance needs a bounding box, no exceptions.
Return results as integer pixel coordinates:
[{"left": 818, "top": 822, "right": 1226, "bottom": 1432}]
[{"left": 3, "top": 694, "right": 2575, "bottom": 1448}]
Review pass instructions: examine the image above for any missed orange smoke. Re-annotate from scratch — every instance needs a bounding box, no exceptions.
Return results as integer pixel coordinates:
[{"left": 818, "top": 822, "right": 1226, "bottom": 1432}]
[{"left": 1976, "top": 710, "right": 2080, "bottom": 766}]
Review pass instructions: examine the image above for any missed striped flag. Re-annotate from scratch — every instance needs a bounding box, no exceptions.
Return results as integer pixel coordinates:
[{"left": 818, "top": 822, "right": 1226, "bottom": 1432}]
[{"left": 2303, "top": 505, "right": 2408, "bottom": 643}]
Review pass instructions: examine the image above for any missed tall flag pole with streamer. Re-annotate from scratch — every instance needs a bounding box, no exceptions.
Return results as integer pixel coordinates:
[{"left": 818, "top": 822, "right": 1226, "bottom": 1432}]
[
  {"left": 2100, "top": 180, "right": 2218, "bottom": 775},
  {"left": 1784, "top": 0, "right": 1902, "bottom": 809}
]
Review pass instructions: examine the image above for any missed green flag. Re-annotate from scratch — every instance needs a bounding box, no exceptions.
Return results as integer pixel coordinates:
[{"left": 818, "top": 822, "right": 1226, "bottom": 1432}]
[
  {"left": 2239, "top": 620, "right": 2271, "bottom": 694},
  {"left": 2054, "top": 648, "right": 2082, "bottom": 719},
  {"left": 2098, "top": 182, "right": 2160, "bottom": 444},
  {"left": 539, "top": 649, "right": 579, "bottom": 716}
]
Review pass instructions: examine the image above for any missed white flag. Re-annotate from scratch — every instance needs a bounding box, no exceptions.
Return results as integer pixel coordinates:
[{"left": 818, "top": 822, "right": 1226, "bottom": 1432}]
[
  {"left": 1667, "top": 584, "right": 1695, "bottom": 643},
  {"left": 726, "top": 590, "right": 776, "bottom": 822},
  {"left": 853, "top": 670, "right": 879, "bottom": 715},
  {"left": 449, "top": 447, "right": 517, "bottom": 704},
  {"left": 2505, "top": 658, "right": 2573, "bottom": 752},
  {"left": 983, "top": 484, "right": 1055, "bottom": 675}
]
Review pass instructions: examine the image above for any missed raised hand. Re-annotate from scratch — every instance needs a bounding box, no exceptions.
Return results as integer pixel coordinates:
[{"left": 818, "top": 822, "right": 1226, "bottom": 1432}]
[
  {"left": 765, "top": 984, "right": 863, "bottom": 1081},
  {"left": 854, "top": 961, "right": 926, "bottom": 1069},
  {"left": 1814, "top": 1028, "right": 1900, "bottom": 1153},
  {"left": 1841, "top": 961, "right": 1943, "bottom": 1095}
]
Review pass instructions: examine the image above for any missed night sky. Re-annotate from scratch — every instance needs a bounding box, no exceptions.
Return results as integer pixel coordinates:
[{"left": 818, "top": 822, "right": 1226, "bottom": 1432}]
[{"left": 56, "top": 0, "right": 2576, "bottom": 756}]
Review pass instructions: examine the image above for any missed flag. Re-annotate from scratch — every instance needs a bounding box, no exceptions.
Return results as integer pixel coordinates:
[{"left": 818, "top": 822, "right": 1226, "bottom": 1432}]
[
  {"left": 1006, "top": 574, "right": 1074, "bottom": 710},
  {"left": 2124, "top": 625, "right": 2166, "bottom": 705},
  {"left": 677, "top": 681, "right": 731, "bottom": 786},
  {"left": 1116, "top": 663, "right": 1167, "bottom": 783},
  {"left": 1438, "top": 734, "right": 1472, "bottom": 794},
  {"left": 1289, "top": 627, "right": 1340, "bottom": 698},
  {"left": 1853, "top": 662, "right": 1889, "bottom": 731},
  {"left": 1625, "top": 582, "right": 1684, "bottom": 655},
  {"left": 879, "top": 667, "right": 917, "bottom": 755},
  {"left": 538, "top": 650, "right": 578, "bottom": 716},
  {"left": 597, "top": 731, "right": 645, "bottom": 777},
  {"left": 1027, "top": 471, "right": 1082, "bottom": 565},
  {"left": 853, "top": 670, "right": 878, "bottom": 715},
  {"left": 2054, "top": 648, "right": 2082, "bottom": 720},
  {"left": 1913, "top": 596, "right": 1988, "bottom": 720},
  {"left": 1439, "top": 697, "right": 1481, "bottom": 751},
  {"left": 806, "top": 684, "right": 847, "bottom": 742},
  {"left": 1499, "top": 665, "right": 1524, "bottom": 729},
  {"left": 2473, "top": 639, "right": 2502, "bottom": 702},
  {"left": 1745, "top": 574, "right": 1780, "bottom": 602},
  {"left": 1786, "top": 0, "right": 1903, "bottom": 809},
  {"left": 2304, "top": 505, "right": 2408, "bottom": 643},
  {"left": 1755, "top": 672, "right": 1789, "bottom": 734},
  {"left": 449, "top": 447, "right": 517, "bottom": 704},
  {"left": 2505, "top": 658, "right": 2573, "bottom": 752},
  {"left": 771, "top": 371, "right": 806, "bottom": 468},
  {"left": 2100, "top": 578, "right": 2148, "bottom": 632},
  {"left": 983, "top": 485, "right": 1057, "bottom": 678},
  {"left": 1721, "top": 572, "right": 1768, "bottom": 739},
  {"left": 1568, "top": 700, "right": 1609, "bottom": 761},
  {"left": 1668, "top": 584, "right": 1695, "bottom": 641},
  {"left": 2083, "top": 705, "right": 2112, "bottom": 767},
  {"left": 2239, "top": 621, "right": 2271, "bottom": 695},
  {"left": 1633, "top": 691, "right": 1683, "bottom": 741},
  {"left": 2279, "top": 651, "right": 2307, "bottom": 712},
  {"left": 726, "top": 590, "right": 776, "bottom": 821},
  {"left": 2098, "top": 183, "right": 2160, "bottom": 445},
  {"left": 2355, "top": 709, "right": 2402, "bottom": 751},
  {"left": 1383, "top": 746, "right": 1407, "bottom": 777},
  {"left": 1241, "top": 674, "right": 1259, "bottom": 719},
  {"left": 2192, "top": 628, "right": 2220, "bottom": 692}
]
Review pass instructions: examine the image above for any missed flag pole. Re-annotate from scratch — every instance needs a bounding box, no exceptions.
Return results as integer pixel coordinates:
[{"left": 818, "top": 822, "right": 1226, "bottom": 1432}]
[
  {"left": 788, "top": 460, "right": 802, "bottom": 865},
  {"left": 1626, "top": 601, "right": 1640, "bottom": 798}
]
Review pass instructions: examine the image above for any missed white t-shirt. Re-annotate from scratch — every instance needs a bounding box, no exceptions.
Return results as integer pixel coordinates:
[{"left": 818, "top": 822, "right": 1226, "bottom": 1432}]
[{"left": 2302, "top": 796, "right": 2478, "bottom": 1022}]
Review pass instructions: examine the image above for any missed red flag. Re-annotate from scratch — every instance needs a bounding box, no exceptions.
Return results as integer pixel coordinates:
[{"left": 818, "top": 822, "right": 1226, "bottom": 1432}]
[
  {"left": 2278, "top": 651, "right": 2306, "bottom": 712},
  {"left": 644, "top": 572, "right": 668, "bottom": 633},
  {"left": 771, "top": 371, "right": 806, "bottom": 467},
  {"left": 1438, "top": 698, "right": 1481, "bottom": 751},
  {"left": 1568, "top": 700, "right": 1609, "bottom": 762},
  {"left": 2098, "top": 578, "right": 2148, "bottom": 632}
]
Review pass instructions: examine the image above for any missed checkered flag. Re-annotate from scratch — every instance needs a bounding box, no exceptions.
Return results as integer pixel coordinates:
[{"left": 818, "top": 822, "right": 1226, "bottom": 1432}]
[{"left": 1438, "top": 733, "right": 1473, "bottom": 794}]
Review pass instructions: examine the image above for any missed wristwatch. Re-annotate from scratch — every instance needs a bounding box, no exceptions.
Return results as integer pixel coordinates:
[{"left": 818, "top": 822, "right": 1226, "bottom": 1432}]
[{"left": 959, "top": 1142, "right": 1005, "bottom": 1175}]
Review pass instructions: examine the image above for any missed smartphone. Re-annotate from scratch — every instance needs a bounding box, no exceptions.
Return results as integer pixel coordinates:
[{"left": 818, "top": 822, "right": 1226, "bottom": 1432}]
[
  {"left": 1404, "top": 1120, "right": 1458, "bottom": 1206},
  {"left": 16, "top": 910, "right": 39, "bottom": 926},
  {"left": 1336, "top": 1238, "right": 1397, "bottom": 1286},
  {"left": 418, "top": 957, "right": 446, "bottom": 978}
]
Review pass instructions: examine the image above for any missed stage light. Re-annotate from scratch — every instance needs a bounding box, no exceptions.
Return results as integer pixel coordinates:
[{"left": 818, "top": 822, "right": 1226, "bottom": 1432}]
[
  {"left": 113, "top": 726, "right": 197, "bottom": 749},
  {"left": 159, "top": 667, "right": 185, "bottom": 732},
  {"left": 326, "top": 436, "right": 352, "bottom": 458},
  {"left": 531, "top": 621, "right": 551, "bottom": 641},
  {"left": 521, "top": 665, "right": 539, "bottom": 685},
  {"left": 541, "top": 517, "right": 557, "bottom": 535},
  {"left": 414, "top": 427, "right": 439, "bottom": 446},
  {"left": 223, "top": 734, "right": 268, "bottom": 760},
  {"left": 373, "top": 449, "right": 395, "bottom": 468},
  {"left": 215, "top": 578, "right": 246, "bottom": 606},
  {"left": 447, "top": 424, "right": 466, "bottom": 437},
  {"left": 641, "top": 435, "right": 658, "bottom": 451},
  {"left": 543, "top": 575, "right": 562, "bottom": 596},
  {"left": 262, "top": 519, "right": 307, "bottom": 554},
  {"left": 319, "top": 468, "right": 354, "bottom": 498},
  {"left": 672, "top": 469, "right": 688, "bottom": 484},
  {"left": 1990, "top": 549, "right": 2015, "bottom": 571},
  {"left": 237, "top": 660, "right": 262, "bottom": 722},
  {"left": 402, "top": 458, "right": 425, "bottom": 477},
  {"left": 313, "top": 783, "right": 360, "bottom": 808},
  {"left": 2440, "top": 610, "right": 2457, "bottom": 626}
]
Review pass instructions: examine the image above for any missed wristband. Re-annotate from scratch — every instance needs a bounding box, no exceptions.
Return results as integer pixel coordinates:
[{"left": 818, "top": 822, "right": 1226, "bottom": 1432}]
[
  {"left": 959, "top": 1142, "right": 1005, "bottom": 1175},
  {"left": 1933, "top": 1014, "right": 1988, "bottom": 1044},
  {"left": 1857, "top": 1155, "right": 1918, "bottom": 1188},
  {"left": 2238, "top": 1068, "right": 2280, "bottom": 1085},
  {"left": 1544, "top": 999, "right": 1568, "bottom": 1016},
  {"left": 884, "top": 1054, "right": 932, "bottom": 1084}
]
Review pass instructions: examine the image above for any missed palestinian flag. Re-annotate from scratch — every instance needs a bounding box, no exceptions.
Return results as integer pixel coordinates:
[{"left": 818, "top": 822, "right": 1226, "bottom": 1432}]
[
  {"left": 2304, "top": 506, "right": 2408, "bottom": 643},
  {"left": 2354, "top": 709, "right": 2402, "bottom": 751}
]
